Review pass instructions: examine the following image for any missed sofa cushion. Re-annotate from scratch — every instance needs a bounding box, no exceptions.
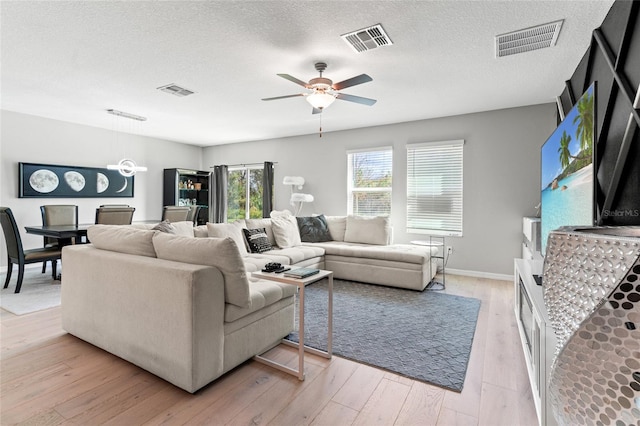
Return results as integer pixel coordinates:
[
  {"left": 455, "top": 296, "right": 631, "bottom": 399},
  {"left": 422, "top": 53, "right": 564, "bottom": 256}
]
[
  {"left": 207, "top": 222, "right": 248, "bottom": 254},
  {"left": 297, "top": 215, "right": 332, "bottom": 243},
  {"left": 242, "top": 228, "right": 272, "bottom": 253},
  {"left": 344, "top": 215, "right": 390, "bottom": 245},
  {"left": 271, "top": 216, "right": 301, "bottom": 248},
  {"left": 224, "top": 279, "right": 297, "bottom": 322},
  {"left": 305, "top": 241, "right": 436, "bottom": 263},
  {"left": 152, "top": 232, "right": 251, "bottom": 308},
  {"left": 324, "top": 216, "right": 347, "bottom": 241},
  {"left": 87, "top": 225, "right": 157, "bottom": 257}
]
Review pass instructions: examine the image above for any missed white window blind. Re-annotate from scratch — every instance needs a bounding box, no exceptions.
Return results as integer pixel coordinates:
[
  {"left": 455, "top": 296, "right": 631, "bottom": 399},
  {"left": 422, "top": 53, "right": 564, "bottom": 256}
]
[
  {"left": 347, "top": 147, "right": 392, "bottom": 216},
  {"left": 406, "top": 140, "right": 463, "bottom": 236}
]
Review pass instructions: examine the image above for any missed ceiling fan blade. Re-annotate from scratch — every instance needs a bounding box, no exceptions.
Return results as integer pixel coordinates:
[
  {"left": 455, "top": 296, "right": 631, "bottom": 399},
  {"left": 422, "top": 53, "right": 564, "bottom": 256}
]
[
  {"left": 332, "top": 74, "right": 372, "bottom": 90},
  {"left": 336, "top": 93, "right": 377, "bottom": 106},
  {"left": 277, "top": 74, "right": 309, "bottom": 88},
  {"left": 261, "top": 94, "right": 305, "bottom": 101},
  {"left": 312, "top": 107, "right": 323, "bottom": 115}
]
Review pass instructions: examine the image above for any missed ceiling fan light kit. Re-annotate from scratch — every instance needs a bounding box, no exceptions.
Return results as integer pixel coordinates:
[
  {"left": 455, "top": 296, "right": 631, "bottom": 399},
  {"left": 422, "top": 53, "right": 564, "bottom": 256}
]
[{"left": 306, "top": 91, "right": 336, "bottom": 109}]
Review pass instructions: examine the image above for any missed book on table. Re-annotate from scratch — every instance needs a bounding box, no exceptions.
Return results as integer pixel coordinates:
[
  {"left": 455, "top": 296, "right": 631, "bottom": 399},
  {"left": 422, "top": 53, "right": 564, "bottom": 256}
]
[{"left": 283, "top": 268, "right": 320, "bottom": 279}]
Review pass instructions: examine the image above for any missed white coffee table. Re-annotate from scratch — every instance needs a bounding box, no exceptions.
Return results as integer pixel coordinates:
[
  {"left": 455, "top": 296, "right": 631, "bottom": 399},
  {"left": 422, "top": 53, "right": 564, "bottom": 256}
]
[{"left": 251, "top": 269, "right": 333, "bottom": 380}]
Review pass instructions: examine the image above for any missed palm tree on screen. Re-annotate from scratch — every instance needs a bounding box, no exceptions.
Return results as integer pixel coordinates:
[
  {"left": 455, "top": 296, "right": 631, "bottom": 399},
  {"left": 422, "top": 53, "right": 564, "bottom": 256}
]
[
  {"left": 558, "top": 131, "right": 572, "bottom": 169},
  {"left": 573, "top": 91, "right": 594, "bottom": 155}
]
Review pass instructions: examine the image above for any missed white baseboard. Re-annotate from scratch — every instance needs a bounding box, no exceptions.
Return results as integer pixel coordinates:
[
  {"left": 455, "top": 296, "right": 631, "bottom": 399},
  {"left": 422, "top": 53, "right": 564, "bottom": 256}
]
[{"left": 447, "top": 268, "right": 513, "bottom": 282}]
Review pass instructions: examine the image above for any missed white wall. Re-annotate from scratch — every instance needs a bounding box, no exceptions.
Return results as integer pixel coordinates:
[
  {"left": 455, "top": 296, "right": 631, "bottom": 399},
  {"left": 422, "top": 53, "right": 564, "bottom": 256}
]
[
  {"left": 0, "top": 110, "right": 203, "bottom": 266},
  {"left": 203, "top": 103, "right": 556, "bottom": 276}
]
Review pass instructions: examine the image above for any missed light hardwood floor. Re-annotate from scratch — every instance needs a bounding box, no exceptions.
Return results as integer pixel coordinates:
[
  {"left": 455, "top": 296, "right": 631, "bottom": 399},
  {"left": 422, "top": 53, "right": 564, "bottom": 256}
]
[{"left": 1, "top": 274, "right": 538, "bottom": 426}]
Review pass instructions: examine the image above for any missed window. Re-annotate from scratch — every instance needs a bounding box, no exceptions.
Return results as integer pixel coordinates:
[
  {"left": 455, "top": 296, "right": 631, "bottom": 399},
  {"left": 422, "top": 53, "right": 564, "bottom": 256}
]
[
  {"left": 406, "top": 140, "right": 463, "bottom": 236},
  {"left": 227, "top": 166, "right": 264, "bottom": 221},
  {"left": 347, "top": 147, "right": 392, "bottom": 216}
]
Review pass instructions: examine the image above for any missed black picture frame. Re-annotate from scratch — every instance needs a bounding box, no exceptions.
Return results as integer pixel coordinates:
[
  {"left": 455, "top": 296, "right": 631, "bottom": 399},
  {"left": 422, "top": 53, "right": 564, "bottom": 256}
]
[{"left": 19, "top": 162, "right": 134, "bottom": 198}]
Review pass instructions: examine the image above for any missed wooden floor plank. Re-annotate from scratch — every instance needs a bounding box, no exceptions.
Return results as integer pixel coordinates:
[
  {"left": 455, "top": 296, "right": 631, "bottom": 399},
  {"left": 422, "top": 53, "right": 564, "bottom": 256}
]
[
  {"left": 352, "top": 378, "right": 411, "bottom": 425},
  {"left": 0, "top": 274, "right": 539, "bottom": 426},
  {"left": 395, "top": 381, "right": 445, "bottom": 425},
  {"left": 331, "top": 363, "right": 386, "bottom": 411},
  {"left": 310, "top": 400, "right": 359, "bottom": 426},
  {"left": 269, "top": 356, "right": 359, "bottom": 425},
  {"left": 477, "top": 382, "right": 538, "bottom": 426}
]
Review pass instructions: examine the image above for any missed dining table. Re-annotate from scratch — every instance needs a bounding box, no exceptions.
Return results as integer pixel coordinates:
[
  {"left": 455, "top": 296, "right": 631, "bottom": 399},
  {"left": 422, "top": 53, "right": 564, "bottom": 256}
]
[{"left": 24, "top": 224, "right": 91, "bottom": 242}]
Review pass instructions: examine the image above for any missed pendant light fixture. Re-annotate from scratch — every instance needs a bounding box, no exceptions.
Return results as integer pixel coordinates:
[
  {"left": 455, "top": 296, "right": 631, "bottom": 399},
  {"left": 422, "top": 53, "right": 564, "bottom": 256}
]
[{"left": 106, "top": 109, "right": 148, "bottom": 176}]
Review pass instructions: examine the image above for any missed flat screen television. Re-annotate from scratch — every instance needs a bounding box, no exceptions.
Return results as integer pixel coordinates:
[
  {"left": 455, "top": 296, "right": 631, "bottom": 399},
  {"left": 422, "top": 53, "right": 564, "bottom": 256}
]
[{"left": 540, "top": 82, "right": 596, "bottom": 255}]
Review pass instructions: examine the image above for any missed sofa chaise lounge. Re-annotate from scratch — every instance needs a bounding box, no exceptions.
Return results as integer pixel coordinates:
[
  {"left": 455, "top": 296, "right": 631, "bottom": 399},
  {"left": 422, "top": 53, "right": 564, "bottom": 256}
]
[{"left": 202, "top": 214, "right": 439, "bottom": 291}]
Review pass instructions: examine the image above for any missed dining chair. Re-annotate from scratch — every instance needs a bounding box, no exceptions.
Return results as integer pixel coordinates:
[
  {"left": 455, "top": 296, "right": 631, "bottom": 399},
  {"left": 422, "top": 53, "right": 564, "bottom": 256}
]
[
  {"left": 95, "top": 206, "right": 135, "bottom": 225},
  {"left": 40, "top": 204, "right": 78, "bottom": 273},
  {"left": 1, "top": 207, "right": 61, "bottom": 293},
  {"left": 99, "top": 204, "right": 130, "bottom": 208},
  {"left": 161, "top": 206, "right": 191, "bottom": 223},
  {"left": 186, "top": 205, "right": 201, "bottom": 225}
]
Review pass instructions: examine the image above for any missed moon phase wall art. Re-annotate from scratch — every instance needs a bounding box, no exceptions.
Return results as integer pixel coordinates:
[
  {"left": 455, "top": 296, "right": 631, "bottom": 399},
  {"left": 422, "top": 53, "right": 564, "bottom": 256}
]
[{"left": 19, "top": 162, "right": 134, "bottom": 198}]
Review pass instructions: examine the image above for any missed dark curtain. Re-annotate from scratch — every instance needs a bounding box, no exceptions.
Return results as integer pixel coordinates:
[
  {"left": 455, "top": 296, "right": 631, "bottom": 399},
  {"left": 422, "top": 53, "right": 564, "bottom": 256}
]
[
  {"left": 212, "top": 165, "right": 228, "bottom": 223},
  {"left": 262, "top": 161, "right": 274, "bottom": 218}
]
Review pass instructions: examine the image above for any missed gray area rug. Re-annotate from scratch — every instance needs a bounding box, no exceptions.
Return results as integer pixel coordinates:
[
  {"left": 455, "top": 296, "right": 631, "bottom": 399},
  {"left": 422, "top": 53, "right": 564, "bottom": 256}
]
[
  {"left": 1, "top": 267, "right": 61, "bottom": 315},
  {"left": 286, "top": 279, "right": 481, "bottom": 392}
]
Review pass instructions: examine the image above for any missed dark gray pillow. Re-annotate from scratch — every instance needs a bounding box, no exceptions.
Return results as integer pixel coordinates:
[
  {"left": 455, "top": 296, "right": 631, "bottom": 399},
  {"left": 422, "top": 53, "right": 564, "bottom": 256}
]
[
  {"left": 242, "top": 228, "right": 272, "bottom": 253},
  {"left": 297, "top": 215, "right": 332, "bottom": 243},
  {"left": 152, "top": 220, "right": 176, "bottom": 234}
]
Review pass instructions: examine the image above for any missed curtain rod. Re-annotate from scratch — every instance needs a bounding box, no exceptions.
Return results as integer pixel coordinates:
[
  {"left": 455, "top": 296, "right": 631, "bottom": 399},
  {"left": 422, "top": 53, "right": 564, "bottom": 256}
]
[{"left": 209, "top": 162, "right": 278, "bottom": 168}]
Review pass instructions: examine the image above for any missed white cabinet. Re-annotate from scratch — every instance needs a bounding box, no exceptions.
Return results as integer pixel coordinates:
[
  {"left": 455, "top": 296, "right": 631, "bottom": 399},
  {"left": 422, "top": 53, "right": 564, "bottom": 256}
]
[{"left": 514, "top": 259, "right": 557, "bottom": 426}]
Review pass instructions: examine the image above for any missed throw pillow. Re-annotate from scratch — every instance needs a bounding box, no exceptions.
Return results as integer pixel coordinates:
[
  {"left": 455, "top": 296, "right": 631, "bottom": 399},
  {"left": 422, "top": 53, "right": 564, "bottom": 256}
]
[
  {"left": 152, "top": 220, "right": 176, "bottom": 234},
  {"left": 243, "top": 228, "right": 273, "bottom": 253},
  {"left": 270, "top": 209, "right": 293, "bottom": 218},
  {"left": 297, "top": 215, "right": 332, "bottom": 243},
  {"left": 172, "top": 221, "right": 195, "bottom": 237},
  {"left": 324, "top": 216, "right": 347, "bottom": 241},
  {"left": 344, "top": 215, "right": 390, "bottom": 245},
  {"left": 271, "top": 215, "right": 302, "bottom": 248},
  {"left": 207, "top": 222, "right": 248, "bottom": 255},
  {"left": 245, "top": 218, "right": 276, "bottom": 245},
  {"left": 152, "top": 232, "right": 251, "bottom": 308}
]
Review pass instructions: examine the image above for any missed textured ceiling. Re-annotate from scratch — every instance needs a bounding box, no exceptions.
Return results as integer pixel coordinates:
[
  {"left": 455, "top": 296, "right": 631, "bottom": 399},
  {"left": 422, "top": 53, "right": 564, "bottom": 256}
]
[{"left": 0, "top": 1, "right": 615, "bottom": 147}]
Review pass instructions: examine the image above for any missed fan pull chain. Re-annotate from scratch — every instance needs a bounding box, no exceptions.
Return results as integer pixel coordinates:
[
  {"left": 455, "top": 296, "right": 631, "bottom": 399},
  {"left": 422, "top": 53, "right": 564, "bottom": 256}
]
[{"left": 319, "top": 113, "right": 323, "bottom": 138}]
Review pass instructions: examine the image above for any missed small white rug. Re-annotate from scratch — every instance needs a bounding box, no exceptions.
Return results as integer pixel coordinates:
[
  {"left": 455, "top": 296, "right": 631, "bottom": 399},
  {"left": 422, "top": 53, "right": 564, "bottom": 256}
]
[{"left": 1, "top": 268, "right": 61, "bottom": 315}]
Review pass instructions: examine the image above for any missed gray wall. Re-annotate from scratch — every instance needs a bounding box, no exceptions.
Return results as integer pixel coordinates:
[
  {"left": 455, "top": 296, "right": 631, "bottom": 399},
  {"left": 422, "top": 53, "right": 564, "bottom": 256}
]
[
  {"left": 0, "top": 110, "right": 203, "bottom": 265},
  {"left": 1, "top": 104, "right": 555, "bottom": 277},
  {"left": 203, "top": 103, "right": 556, "bottom": 277}
]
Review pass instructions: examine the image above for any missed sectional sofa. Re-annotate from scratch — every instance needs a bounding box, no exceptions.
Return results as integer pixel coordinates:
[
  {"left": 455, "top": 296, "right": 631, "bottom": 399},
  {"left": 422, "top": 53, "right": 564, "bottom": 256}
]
[{"left": 60, "top": 214, "right": 439, "bottom": 393}]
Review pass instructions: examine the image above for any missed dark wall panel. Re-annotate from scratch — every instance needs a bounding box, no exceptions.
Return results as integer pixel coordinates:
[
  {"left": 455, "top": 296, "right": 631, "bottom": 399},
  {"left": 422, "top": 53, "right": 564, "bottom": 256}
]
[{"left": 565, "top": 0, "right": 640, "bottom": 226}]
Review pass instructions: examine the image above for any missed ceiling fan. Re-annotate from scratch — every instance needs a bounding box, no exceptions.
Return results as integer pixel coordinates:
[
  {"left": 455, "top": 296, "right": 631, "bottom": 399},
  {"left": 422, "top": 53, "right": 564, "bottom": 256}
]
[{"left": 262, "top": 62, "right": 377, "bottom": 114}]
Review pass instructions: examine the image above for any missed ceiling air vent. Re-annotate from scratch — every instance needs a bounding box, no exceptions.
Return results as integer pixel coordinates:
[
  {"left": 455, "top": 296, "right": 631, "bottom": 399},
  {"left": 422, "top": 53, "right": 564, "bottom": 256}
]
[
  {"left": 496, "top": 20, "right": 563, "bottom": 58},
  {"left": 157, "top": 83, "right": 195, "bottom": 97},
  {"left": 341, "top": 24, "right": 393, "bottom": 53}
]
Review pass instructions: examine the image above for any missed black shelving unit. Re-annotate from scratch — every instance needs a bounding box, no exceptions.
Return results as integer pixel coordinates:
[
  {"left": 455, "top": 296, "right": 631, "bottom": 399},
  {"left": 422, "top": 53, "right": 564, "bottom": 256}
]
[{"left": 163, "top": 168, "right": 211, "bottom": 225}]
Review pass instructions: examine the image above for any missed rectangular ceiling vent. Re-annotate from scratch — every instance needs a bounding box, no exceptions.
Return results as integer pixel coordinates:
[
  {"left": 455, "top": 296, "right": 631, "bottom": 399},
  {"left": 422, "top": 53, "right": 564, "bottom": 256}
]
[
  {"left": 341, "top": 24, "right": 393, "bottom": 53},
  {"left": 496, "top": 20, "right": 563, "bottom": 58},
  {"left": 157, "top": 83, "right": 195, "bottom": 97}
]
